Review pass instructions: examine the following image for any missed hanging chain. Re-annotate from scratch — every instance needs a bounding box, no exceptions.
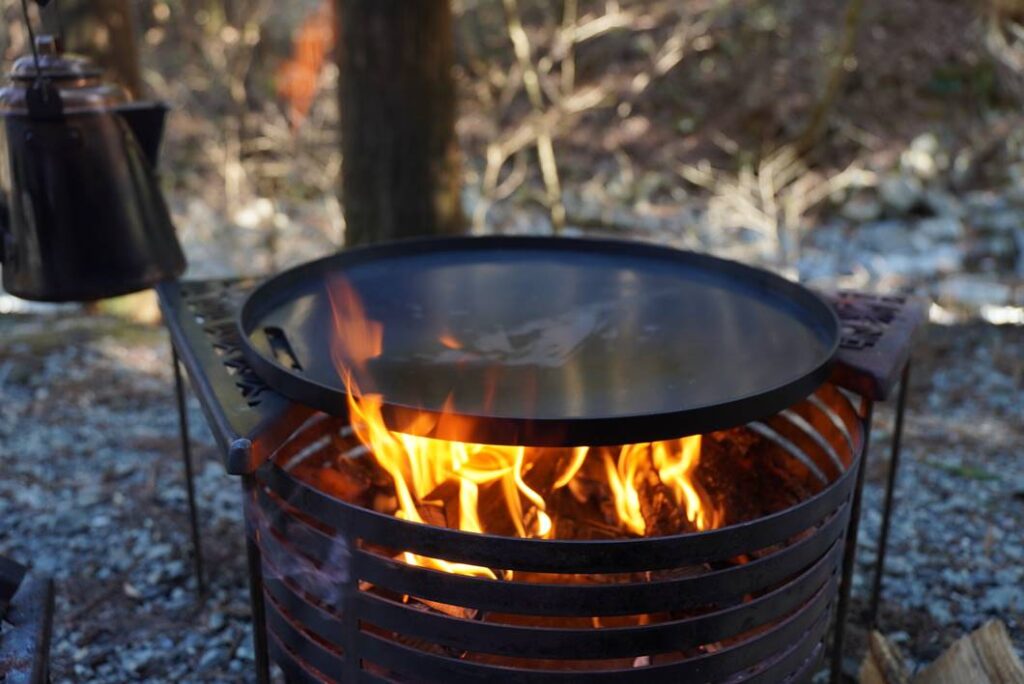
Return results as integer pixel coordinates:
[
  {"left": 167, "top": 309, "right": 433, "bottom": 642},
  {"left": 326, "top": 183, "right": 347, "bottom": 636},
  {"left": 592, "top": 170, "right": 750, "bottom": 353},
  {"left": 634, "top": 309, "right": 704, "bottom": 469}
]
[{"left": 19, "top": 0, "right": 43, "bottom": 78}]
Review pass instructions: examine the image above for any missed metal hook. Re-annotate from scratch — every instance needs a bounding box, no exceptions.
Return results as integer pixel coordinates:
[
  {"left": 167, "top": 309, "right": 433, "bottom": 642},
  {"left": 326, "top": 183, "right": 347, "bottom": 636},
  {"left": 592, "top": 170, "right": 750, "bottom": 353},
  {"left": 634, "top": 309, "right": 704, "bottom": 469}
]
[{"left": 19, "top": 0, "right": 65, "bottom": 119}]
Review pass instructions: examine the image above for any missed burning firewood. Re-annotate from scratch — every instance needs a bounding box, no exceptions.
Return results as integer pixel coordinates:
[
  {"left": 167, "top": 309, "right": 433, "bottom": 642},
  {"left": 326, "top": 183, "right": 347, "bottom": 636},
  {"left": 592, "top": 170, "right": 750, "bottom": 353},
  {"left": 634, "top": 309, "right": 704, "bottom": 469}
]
[
  {"left": 288, "top": 457, "right": 373, "bottom": 507},
  {"left": 415, "top": 502, "right": 447, "bottom": 529},
  {"left": 407, "top": 596, "right": 479, "bottom": 621},
  {"left": 638, "top": 471, "right": 693, "bottom": 536},
  {"left": 359, "top": 577, "right": 480, "bottom": 621},
  {"left": 699, "top": 428, "right": 815, "bottom": 527},
  {"left": 290, "top": 410, "right": 823, "bottom": 548}
]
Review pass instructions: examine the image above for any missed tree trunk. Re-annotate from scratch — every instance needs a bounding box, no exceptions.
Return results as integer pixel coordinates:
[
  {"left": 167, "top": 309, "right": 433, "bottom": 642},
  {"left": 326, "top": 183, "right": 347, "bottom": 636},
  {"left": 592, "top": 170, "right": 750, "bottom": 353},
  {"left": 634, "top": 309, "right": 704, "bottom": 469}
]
[
  {"left": 335, "top": 0, "right": 464, "bottom": 246},
  {"left": 61, "top": 0, "right": 143, "bottom": 97}
]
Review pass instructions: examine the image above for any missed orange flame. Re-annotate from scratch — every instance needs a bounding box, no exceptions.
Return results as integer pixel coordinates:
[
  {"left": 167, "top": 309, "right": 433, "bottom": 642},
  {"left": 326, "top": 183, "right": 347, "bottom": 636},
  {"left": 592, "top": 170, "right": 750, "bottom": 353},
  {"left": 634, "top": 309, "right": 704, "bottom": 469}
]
[
  {"left": 438, "top": 332, "right": 462, "bottom": 350},
  {"left": 326, "top": 277, "right": 720, "bottom": 577}
]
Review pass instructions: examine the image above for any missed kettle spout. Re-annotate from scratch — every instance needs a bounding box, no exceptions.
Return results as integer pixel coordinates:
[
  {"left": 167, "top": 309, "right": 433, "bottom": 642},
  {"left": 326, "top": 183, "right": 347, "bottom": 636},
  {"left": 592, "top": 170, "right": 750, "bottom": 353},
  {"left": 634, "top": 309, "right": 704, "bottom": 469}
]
[{"left": 116, "top": 102, "right": 169, "bottom": 167}]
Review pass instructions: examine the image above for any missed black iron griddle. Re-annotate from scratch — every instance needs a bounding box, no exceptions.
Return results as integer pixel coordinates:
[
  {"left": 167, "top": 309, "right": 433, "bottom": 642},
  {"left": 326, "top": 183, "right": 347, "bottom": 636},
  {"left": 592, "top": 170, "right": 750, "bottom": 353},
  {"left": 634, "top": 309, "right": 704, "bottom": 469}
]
[{"left": 237, "top": 236, "right": 839, "bottom": 446}]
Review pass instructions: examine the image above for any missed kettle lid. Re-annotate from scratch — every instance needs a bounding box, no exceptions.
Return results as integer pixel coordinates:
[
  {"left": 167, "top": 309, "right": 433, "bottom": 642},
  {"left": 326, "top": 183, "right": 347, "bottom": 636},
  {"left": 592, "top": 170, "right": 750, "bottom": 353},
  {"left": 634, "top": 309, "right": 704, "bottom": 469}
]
[
  {"left": 10, "top": 35, "right": 102, "bottom": 81},
  {"left": 2, "top": 35, "right": 129, "bottom": 113}
]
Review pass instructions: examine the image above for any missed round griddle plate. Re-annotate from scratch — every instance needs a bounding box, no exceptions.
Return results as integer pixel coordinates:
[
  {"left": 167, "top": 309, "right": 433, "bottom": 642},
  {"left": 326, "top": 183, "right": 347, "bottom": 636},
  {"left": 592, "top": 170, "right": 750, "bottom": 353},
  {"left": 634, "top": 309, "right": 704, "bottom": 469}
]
[{"left": 237, "top": 236, "right": 839, "bottom": 446}]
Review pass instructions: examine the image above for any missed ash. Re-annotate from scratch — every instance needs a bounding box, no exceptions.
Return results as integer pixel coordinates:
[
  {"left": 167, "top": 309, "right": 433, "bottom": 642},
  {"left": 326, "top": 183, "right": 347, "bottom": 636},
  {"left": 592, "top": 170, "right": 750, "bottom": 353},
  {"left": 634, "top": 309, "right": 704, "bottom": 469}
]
[{"left": 0, "top": 311, "right": 1021, "bottom": 682}]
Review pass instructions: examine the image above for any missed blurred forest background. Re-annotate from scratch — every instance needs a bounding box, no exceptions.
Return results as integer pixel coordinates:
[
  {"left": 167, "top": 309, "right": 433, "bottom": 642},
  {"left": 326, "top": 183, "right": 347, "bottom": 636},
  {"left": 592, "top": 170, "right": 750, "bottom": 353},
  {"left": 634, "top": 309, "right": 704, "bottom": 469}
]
[{"left": 1, "top": 0, "right": 1023, "bottom": 319}]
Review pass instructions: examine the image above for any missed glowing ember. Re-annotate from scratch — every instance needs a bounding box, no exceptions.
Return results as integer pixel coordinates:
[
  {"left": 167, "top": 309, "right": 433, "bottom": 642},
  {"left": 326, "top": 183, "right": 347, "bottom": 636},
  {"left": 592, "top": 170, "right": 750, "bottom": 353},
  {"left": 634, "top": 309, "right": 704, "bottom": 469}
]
[{"left": 326, "top": 276, "right": 721, "bottom": 576}]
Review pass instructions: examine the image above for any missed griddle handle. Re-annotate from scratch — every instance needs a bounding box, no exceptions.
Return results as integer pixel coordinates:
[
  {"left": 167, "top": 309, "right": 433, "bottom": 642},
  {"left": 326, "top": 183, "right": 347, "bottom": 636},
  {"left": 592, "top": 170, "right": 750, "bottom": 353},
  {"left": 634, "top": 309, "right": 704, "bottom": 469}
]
[{"left": 264, "top": 326, "right": 303, "bottom": 371}]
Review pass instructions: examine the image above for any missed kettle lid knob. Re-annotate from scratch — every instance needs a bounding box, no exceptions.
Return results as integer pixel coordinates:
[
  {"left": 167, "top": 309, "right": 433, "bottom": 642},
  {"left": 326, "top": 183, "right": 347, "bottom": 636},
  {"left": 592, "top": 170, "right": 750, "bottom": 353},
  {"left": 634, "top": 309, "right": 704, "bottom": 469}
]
[{"left": 35, "top": 34, "right": 58, "bottom": 58}]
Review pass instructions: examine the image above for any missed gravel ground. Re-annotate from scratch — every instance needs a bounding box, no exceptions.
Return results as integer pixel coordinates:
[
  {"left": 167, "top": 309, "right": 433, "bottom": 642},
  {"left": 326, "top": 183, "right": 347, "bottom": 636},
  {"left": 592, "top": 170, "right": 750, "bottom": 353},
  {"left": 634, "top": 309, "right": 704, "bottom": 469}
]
[
  {"left": 1, "top": 308, "right": 1022, "bottom": 682},
  {"left": 0, "top": 317, "right": 252, "bottom": 682}
]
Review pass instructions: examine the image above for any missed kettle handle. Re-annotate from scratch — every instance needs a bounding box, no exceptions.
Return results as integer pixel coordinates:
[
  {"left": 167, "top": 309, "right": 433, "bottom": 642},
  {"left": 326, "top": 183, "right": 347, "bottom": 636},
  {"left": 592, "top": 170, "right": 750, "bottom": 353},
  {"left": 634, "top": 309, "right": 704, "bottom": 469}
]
[
  {"left": 115, "top": 102, "right": 169, "bottom": 168},
  {"left": 0, "top": 192, "right": 8, "bottom": 263}
]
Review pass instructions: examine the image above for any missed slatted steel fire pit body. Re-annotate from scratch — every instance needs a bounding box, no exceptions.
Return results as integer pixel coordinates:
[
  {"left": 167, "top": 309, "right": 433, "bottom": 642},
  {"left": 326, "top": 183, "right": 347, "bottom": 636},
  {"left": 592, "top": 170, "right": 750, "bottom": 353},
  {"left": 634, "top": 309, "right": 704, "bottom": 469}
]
[
  {"left": 251, "top": 386, "right": 862, "bottom": 683},
  {"left": 157, "top": 237, "right": 924, "bottom": 684}
]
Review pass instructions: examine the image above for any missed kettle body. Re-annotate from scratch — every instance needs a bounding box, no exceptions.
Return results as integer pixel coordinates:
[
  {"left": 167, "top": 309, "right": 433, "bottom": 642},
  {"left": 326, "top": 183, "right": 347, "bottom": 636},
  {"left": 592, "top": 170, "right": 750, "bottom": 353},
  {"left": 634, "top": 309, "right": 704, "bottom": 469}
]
[{"left": 0, "top": 37, "right": 185, "bottom": 302}]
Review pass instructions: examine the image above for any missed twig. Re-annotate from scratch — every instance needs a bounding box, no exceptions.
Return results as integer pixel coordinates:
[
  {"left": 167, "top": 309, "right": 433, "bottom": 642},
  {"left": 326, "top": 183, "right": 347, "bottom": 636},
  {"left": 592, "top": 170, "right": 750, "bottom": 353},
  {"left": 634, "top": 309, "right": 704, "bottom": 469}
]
[
  {"left": 794, "top": 0, "right": 866, "bottom": 155},
  {"left": 679, "top": 146, "right": 869, "bottom": 266},
  {"left": 560, "top": 0, "right": 578, "bottom": 96},
  {"left": 502, "top": 0, "right": 566, "bottom": 232},
  {"left": 66, "top": 559, "right": 142, "bottom": 623},
  {"left": 571, "top": 10, "right": 643, "bottom": 45}
]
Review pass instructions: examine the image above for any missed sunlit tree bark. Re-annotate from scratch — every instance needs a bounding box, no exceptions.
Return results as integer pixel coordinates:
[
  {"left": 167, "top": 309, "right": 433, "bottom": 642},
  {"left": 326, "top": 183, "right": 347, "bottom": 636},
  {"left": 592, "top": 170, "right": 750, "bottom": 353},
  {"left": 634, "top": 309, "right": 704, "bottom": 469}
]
[{"left": 335, "top": 0, "right": 464, "bottom": 246}]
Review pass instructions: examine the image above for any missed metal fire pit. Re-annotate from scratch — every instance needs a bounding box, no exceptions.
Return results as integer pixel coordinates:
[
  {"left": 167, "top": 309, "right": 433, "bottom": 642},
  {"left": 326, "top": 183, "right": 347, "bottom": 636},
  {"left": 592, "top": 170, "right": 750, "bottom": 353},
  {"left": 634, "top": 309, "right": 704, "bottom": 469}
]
[
  {"left": 248, "top": 382, "right": 866, "bottom": 682},
  {"left": 158, "top": 264, "right": 924, "bottom": 683}
]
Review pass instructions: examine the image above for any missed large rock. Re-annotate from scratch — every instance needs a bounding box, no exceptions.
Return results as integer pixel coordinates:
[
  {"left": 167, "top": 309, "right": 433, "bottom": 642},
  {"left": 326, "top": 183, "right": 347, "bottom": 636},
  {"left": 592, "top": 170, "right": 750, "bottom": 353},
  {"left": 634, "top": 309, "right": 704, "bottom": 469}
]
[{"left": 935, "top": 276, "right": 1013, "bottom": 308}]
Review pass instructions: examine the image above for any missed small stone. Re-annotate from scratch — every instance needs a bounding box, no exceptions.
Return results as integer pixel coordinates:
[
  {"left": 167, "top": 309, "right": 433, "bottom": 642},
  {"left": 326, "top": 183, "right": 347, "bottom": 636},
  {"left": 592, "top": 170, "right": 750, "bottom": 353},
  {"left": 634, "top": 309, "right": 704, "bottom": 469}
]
[
  {"left": 164, "top": 560, "right": 187, "bottom": 580},
  {"left": 940, "top": 567, "right": 969, "bottom": 588},
  {"left": 918, "top": 216, "right": 964, "bottom": 242},
  {"left": 994, "top": 567, "right": 1021, "bottom": 585},
  {"left": 208, "top": 611, "right": 226, "bottom": 632},
  {"left": 198, "top": 649, "right": 223, "bottom": 670},
  {"left": 964, "top": 190, "right": 1007, "bottom": 215},
  {"left": 880, "top": 175, "right": 923, "bottom": 215},
  {"left": 901, "top": 133, "right": 944, "bottom": 179},
  {"left": 970, "top": 568, "right": 995, "bottom": 587},
  {"left": 927, "top": 601, "right": 953, "bottom": 623},
  {"left": 235, "top": 642, "right": 254, "bottom": 661},
  {"left": 973, "top": 208, "right": 1021, "bottom": 235},
  {"left": 922, "top": 189, "right": 964, "bottom": 219},
  {"left": 959, "top": 614, "right": 981, "bottom": 632},
  {"left": 1016, "top": 229, "right": 1024, "bottom": 276},
  {"left": 886, "top": 556, "right": 911, "bottom": 577},
  {"left": 857, "top": 220, "right": 915, "bottom": 253},
  {"left": 980, "top": 585, "right": 1024, "bottom": 613},
  {"left": 841, "top": 192, "right": 883, "bottom": 223},
  {"left": 990, "top": 234, "right": 1020, "bottom": 259},
  {"left": 120, "top": 647, "right": 153, "bottom": 674},
  {"left": 145, "top": 543, "right": 173, "bottom": 561}
]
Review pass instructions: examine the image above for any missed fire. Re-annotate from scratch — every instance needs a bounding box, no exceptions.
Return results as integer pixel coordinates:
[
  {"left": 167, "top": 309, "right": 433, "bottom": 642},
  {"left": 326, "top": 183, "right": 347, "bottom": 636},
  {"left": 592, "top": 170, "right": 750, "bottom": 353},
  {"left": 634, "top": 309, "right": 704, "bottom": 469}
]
[{"left": 326, "top": 277, "right": 721, "bottom": 577}]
